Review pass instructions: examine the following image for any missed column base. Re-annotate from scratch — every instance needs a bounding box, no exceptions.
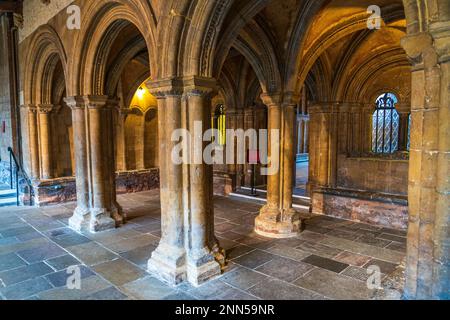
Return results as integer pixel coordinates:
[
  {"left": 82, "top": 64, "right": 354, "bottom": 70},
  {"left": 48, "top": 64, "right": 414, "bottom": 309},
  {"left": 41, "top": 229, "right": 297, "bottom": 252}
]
[
  {"left": 89, "top": 208, "right": 121, "bottom": 233},
  {"left": 186, "top": 248, "right": 222, "bottom": 287},
  {"left": 255, "top": 205, "right": 301, "bottom": 239},
  {"left": 111, "top": 202, "right": 125, "bottom": 226},
  {"left": 68, "top": 206, "right": 90, "bottom": 232},
  {"left": 147, "top": 242, "right": 186, "bottom": 286}
]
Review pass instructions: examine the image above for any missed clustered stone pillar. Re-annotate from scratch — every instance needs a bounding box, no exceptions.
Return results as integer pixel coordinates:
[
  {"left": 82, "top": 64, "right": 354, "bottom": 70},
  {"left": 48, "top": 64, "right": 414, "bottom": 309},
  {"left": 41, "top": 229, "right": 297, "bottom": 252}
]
[
  {"left": 401, "top": 31, "right": 449, "bottom": 300},
  {"left": 37, "top": 104, "right": 53, "bottom": 179},
  {"left": 65, "top": 96, "right": 123, "bottom": 233},
  {"left": 147, "top": 77, "right": 223, "bottom": 287},
  {"left": 255, "top": 93, "right": 300, "bottom": 238}
]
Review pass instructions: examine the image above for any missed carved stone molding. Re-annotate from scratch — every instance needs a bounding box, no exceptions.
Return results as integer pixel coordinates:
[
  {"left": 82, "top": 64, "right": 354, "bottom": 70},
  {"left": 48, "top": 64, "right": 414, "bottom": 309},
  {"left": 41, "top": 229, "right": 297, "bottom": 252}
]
[{"left": 37, "top": 104, "right": 54, "bottom": 114}]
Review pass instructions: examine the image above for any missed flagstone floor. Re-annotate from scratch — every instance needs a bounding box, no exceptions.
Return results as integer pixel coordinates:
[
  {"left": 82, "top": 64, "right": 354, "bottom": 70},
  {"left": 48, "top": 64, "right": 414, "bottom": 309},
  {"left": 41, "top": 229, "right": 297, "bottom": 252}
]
[{"left": 0, "top": 189, "right": 406, "bottom": 300}]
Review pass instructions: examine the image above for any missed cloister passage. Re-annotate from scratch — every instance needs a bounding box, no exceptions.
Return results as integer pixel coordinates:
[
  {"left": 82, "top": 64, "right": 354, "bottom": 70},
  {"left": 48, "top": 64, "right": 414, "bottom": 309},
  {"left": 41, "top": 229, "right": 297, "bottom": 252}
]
[{"left": 0, "top": 0, "right": 448, "bottom": 300}]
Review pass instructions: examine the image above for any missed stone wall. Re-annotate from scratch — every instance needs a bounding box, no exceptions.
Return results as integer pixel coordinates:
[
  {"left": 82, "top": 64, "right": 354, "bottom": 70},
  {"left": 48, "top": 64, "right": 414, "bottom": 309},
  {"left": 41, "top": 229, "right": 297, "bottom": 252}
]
[
  {"left": 337, "top": 155, "right": 409, "bottom": 195},
  {"left": 33, "top": 169, "right": 160, "bottom": 206},
  {"left": 312, "top": 188, "right": 408, "bottom": 230},
  {"left": 0, "top": 15, "right": 14, "bottom": 164},
  {"left": 19, "top": 0, "right": 74, "bottom": 43}
]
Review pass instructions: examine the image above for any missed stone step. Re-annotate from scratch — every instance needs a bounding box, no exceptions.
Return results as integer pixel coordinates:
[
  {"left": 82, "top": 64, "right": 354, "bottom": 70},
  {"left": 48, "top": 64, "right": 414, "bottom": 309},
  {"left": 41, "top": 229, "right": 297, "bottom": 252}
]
[
  {"left": 0, "top": 188, "right": 16, "bottom": 198},
  {"left": 0, "top": 196, "right": 17, "bottom": 207}
]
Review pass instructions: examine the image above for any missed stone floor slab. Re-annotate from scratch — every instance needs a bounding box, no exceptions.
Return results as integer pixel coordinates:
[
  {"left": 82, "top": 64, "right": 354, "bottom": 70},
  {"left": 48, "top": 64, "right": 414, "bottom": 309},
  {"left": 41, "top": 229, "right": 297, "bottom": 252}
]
[
  {"left": 93, "top": 258, "right": 146, "bottom": 286},
  {"left": 232, "top": 249, "right": 276, "bottom": 269},
  {"left": 302, "top": 255, "right": 349, "bottom": 273},
  {"left": 66, "top": 242, "right": 118, "bottom": 266},
  {"left": 294, "top": 268, "right": 372, "bottom": 300},
  {"left": 220, "top": 267, "right": 269, "bottom": 291},
  {"left": 0, "top": 277, "right": 53, "bottom": 300},
  {"left": 0, "top": 252, "right": 27, "bottom": 272},
  {"left": 120, "top": 276, "right": 175, "bottom": 300},
  {"left": 248, "top": 278, "right": 324, "bottom": 300},
  {"left": 256, "top": 256, "right": 314, "bottom": 282},
  {"left": 0, "top": 262, "right": 54, "bottom": 286}
]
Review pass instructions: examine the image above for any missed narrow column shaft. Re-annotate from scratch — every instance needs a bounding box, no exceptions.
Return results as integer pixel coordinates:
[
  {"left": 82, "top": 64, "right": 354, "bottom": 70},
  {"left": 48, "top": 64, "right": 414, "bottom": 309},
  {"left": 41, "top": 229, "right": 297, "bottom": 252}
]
[
  {"left": 266, "top": 103, "right": 281, "bottom": 208},
  {"left": 163, "top": 95, "right": 184, "bottom": 248},
  {"left": 115, "top": 109, "right": 128, "bottom": 171},
  {"left": 84, "top": 96, "right": 122, "bottom": 232},
  {"left": 303, "top": 120, "right": 309, "bottom": 154},
  {"left": 185, "top": 88, "right": 221, "bottom": 286},
  {"left": 65, "top": 97, "right": 90, "bottom": 230},
  {"left": 38, "top": 106, "right": 53, "bottom": 179},
  {"left": 281, "top": 104, "right": 296, "bottom": 211},
  {"left": 89, "top": 106, "right": 107, "bottom": 211},
  {"left": 27, "top": 106, "right": 40, "bottom": 179},
  {"left": 188, "top": 93, "right": 209, "bottom": 252}
]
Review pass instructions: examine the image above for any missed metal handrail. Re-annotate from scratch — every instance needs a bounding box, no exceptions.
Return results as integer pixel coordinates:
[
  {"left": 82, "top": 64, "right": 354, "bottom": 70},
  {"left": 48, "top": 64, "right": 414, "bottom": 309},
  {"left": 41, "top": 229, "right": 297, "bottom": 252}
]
[{"left": 7, "top": 147, "right": 33, "bottom": 206}]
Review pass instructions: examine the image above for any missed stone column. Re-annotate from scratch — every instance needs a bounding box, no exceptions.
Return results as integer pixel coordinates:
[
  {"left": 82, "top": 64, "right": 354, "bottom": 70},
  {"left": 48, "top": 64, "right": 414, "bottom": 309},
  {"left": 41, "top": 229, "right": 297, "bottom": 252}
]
[
  {"left": 147, "top": 77, "right": 223, "bottom": 287},
  {"left": 226, "top": 108, "right": 238, "bottom": 186},
  {"left": 402, "top": 31, "right": 449, "bottom": 300},
  {"left": 24, "top": 105, "right": 40, "bottom": 179},
  {"left": 37, "top": 104, "right": 53, "bottom": 179},
  {"left": 236, "top": 109, "right": 245, "bottom": 187},
  {"left": 65, "top": 97, "right": 90, "bottom": 230},
  {"left": 184, "top": 78, "right": 222, "bottom": 286},
  {"left": 85, "top": 96, "right": 123, "bottom": 232},
  {"left": 255, "top": 93, "right": 300, "bottom": 238},
  {"left": 303, "top": 120, "right": 309, "bottom": 154},
  {"left": 281, "top": 95, "right": 298, "bottom": 214},
  {"left": 147, "top": 81, "right": 187, "bottom": 285}
]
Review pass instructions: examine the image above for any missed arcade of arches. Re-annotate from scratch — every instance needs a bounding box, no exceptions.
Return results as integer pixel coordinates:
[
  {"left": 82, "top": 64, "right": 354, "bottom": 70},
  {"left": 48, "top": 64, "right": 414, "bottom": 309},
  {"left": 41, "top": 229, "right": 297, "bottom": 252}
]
[{"left": 0, "top": 0, "right": 448, "bottom": 300}]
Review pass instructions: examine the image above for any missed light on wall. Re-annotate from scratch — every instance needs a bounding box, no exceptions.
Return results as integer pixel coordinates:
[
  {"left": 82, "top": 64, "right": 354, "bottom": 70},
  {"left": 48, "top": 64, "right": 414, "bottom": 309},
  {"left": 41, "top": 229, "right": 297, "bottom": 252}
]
[{"left": 136, "top": 86, "right": 145, "bottom": 99}]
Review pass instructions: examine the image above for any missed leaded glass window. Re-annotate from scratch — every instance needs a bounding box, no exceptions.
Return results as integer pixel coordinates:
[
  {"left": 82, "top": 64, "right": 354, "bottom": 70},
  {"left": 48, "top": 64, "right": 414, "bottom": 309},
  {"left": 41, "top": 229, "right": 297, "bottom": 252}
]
[{"left": 372, "top": 93, "right": 400, "bottom": 154}]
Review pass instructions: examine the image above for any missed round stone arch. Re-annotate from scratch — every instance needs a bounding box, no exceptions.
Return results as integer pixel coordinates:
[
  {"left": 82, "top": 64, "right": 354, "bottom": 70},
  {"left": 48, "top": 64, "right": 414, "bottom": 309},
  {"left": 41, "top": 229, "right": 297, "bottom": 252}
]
[
  {"left": 23, "top": 25, "right": 68, "bottom": 106},
  {"left": 68, "top": 0, "right": 156, "bottom": 96}
]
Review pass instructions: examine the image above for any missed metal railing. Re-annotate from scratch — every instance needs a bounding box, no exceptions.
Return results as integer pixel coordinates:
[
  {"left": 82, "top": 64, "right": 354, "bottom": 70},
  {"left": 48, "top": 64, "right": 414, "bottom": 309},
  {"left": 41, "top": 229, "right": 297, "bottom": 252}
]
[{"left": 7, "top": 147, "right": 33, "bottom": 206}]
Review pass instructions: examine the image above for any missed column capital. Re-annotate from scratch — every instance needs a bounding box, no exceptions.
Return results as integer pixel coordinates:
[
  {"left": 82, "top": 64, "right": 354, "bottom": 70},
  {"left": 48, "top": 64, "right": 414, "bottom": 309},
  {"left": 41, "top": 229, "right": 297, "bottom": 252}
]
[
  {"left": 400, "top": 32, "right": 442, "bottom": 67},
  {"left": 261, "top": 93, "right": 282, "bottom": 107},
  {"left": 282, "top": 92, "right": 301, "bottom": 106},
  {"left": 146, "top": 76, "right": 217, "bottom": 98},
  {"left": 37, "top": 104, "right": 54, "bottom": 114},
  {"left": 83, "top": 95, "right": 109, "bottom": 110},
  {"left": 21, "top": 104, "right": 37, "bottom": 112},
  {"left": 64, "top": 96, "right": 86, "bottom": 110},
  {"left": 183, "top": 76, "right": 218, "bottom": 98}
]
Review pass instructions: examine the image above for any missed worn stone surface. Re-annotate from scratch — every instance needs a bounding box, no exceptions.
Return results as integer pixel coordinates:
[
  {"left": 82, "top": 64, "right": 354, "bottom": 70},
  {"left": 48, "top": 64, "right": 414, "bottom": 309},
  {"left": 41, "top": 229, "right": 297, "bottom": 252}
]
[{"left": 0, "top": 192, "right": 408, "bottom": 300}]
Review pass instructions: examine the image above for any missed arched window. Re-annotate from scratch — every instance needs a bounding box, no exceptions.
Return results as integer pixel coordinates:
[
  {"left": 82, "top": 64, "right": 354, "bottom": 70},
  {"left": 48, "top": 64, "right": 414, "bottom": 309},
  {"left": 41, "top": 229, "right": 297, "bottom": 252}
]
[
  {"left": 372, "top": 93, "right": 400, "bottom": 153},
  {"left": 213, "top": 104, "right": 226, "bottom": 146},
  {"left": 372, "top": 93, "right": 400, "bottom": 154}
]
